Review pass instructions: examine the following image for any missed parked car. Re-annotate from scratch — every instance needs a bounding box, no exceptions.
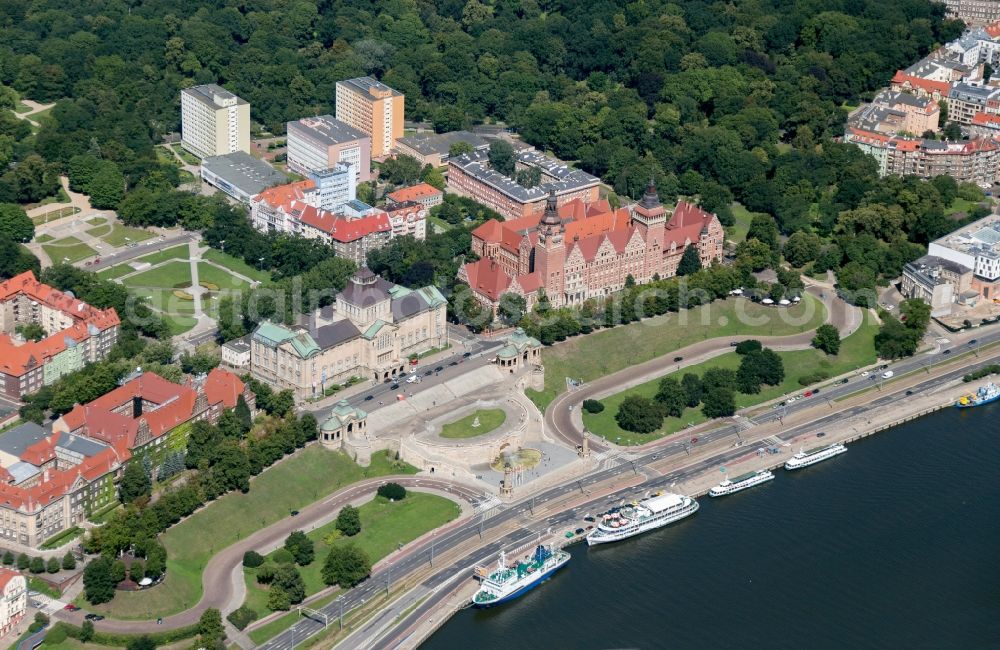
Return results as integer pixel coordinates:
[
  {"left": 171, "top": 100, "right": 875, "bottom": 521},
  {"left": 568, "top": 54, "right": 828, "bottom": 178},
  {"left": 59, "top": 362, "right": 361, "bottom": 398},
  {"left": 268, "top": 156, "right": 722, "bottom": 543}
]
[
  {"left": 882, "top": 370, "right": 894, "bottom": 379},
  {"left": 435, "top": 366, "right": 444, "bottom": 372},
  {"left": 583, "top": 516, "right": 596, "bottom": 522},
  {"left": 449, "top": 361, "right": 459, "bottom": 366},
  {"left": 729, "top": 341, "right": 739, "bottom": 347},
  {"left": 290, "top": 510, "right": 299, "bottom": 516},
  {"left": 969, "top": 339, "right": 978, "bottom": 345},
  {"left": 391, "top": 383, "right": 400, "bottom": 390},
  {"left": 943, "top": 349, "right": 951, "bottom": 354},
  {"left": 64, "top": 604, "right": 80, "bottom": 611},
  {"left": 463, "top": 351, "right": 472, "bottom": 358},
  {"left": 84, "top": 613, "right": 104, "bottom": 621},
  {"left": 813, "top": 388, "right": 820, "bottom": 395},
  {"left": 364, "top": 395, "right": 373, "bottom": 401},
  {"left": 673, "top": 356, "right": 684, "bottom": 362},
  {"left": 804, "top": 391, "right": 813, "bottom": 397}
]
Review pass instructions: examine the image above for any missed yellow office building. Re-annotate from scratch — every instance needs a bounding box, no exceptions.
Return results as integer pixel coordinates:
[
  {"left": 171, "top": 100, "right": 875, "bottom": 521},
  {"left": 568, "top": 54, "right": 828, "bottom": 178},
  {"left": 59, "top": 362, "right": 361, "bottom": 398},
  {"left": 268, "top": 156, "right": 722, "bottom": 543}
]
[{"left": 335, "top": 77, "right": 404, "bottom": 159}]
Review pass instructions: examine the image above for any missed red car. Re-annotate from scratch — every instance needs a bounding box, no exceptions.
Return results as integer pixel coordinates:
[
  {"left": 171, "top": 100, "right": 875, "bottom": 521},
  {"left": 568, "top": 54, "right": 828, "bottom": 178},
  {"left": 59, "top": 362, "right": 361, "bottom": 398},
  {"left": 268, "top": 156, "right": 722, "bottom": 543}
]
[
  {"left": 64, "top": 603, "right": 80, "bottom": 611},
  {"left": 804, "top": 391, "right": 813, "bottom": 397},
  {"left": 690, "top": 437, "right": 699, "bottom": 444}
]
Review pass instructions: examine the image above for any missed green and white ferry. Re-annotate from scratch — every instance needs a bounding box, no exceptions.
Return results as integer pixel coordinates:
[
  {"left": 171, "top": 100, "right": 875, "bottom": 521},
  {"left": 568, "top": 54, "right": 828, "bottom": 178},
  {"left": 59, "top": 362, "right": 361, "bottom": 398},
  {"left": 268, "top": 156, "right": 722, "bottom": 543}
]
[
  {"left": 471, "top": 545, "right": 570, "bottom": 608},
  {"left": 709, "top": 469, "right": 775, "bottom": 497}
]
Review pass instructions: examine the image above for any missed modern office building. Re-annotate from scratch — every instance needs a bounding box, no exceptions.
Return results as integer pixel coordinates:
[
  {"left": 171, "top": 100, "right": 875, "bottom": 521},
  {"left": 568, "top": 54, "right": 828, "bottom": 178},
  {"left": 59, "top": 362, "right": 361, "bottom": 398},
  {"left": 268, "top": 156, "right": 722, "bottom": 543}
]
[
  {"left": 307, "top": 164, "right": 356, "bottom": 213},
  {"left": 286, "top": 115, "right": 371, "bottom": 182},
  {"left": 394, "top": 130, "right": 489, "bottom": 167},
  {"left": 180, "top": 84, "right": 251, "bottom": 159},
  {"left": 335, "top": 77, "right": 404, "bottom": 159}
]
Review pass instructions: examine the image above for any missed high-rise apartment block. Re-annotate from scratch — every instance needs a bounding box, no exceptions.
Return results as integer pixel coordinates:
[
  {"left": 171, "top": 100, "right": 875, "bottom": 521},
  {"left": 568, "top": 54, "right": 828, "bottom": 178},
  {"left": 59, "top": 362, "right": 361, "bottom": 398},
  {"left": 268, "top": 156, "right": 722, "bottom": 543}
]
[
  {"left": 335, "top": 77, "right": 404, "bottom": 159},
  {"left": 180, "top": 84, "right": 250, "bottom": 159},
  {"left": 287, "top": 115, "right": 372, "bottom": 183}
]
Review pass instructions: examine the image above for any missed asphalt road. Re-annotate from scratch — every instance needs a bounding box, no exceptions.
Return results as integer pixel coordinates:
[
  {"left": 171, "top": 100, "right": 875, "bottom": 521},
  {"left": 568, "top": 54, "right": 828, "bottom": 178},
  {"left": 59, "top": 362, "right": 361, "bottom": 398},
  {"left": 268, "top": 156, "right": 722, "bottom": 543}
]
[
  {"left": 88, "top": 232, "right": 197, "bottom": 271},
  {"left": 262, "top": 339, "right": 1000, "bottom": 650}
]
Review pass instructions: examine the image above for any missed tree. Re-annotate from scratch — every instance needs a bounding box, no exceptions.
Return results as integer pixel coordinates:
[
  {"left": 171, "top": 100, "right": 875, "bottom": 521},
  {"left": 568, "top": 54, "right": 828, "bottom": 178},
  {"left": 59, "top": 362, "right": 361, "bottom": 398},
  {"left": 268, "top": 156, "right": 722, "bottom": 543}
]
[
  {"left": 812, "top": 324, "right": 841, "bottom": 355},
  {"left": 497, "top": 293, "right": 527, "bottom": 326},
  {"left": 2, "top": 551, "right": 13, "bottom": 565},
  {"left": 198, "top": 608, "right": 226, "bottom": 646},
  {"left": 271, "top": 564, "right": 305, "bottom": 603},
  {"left": 267, "top": 585, "right": 291, "bottom": 611},
  {"left": 119, "top": 461, "right": 151, "bottom": 504},
  {"left": 783, "top": 231, "right": 822, "bottom": 267},
  {"left": 83, "top": 556, "right": 116, "bottom": 604},
  {"left": 702, "top": 386, "right": 736, "bottom": 418},
  {"left": 0, "top": 204, "right": 33, "bottom": 243},
  {"left": 87, "top": 162, "right": 125, "bottom": 209},
  {"left": 677, "top": 245, "right": 702, "bottom": 276},
  {"left": 336, "top": 505, "right": 362, "bottom": 537},
  {"left": 80, "top": 620, "right": 95, "bottom": 643},
  {"left": 702, "top": 367, "right": 737, "bottom": 392},
  {"left": 654, "top": 378, "right": 688, "bottom": 417},
  {"left": 243, "top": 551, "right": 264, "bottom": 568},
  {"left": 899, "top": 298, "right": 931, "bottom": 334},
  {"left": 30, "top": 557, "right": 45, "bottom": 573},
  {"left": 380, "top": 155, "right": 423, "bottom": 185},
  {"left": 735, "top": 340, "right": 762, "bottom": 355},
  {"left": 16, "top": 323, "right": 46, "bottom": 341},
  {"left": 487, "top": 140, "right": 516, "bottom": 177},
  {"left": 0, "top": 238, "right": 39, "bottom": 281},
  {"left": 449, "top": 141, "right": 474, "bottom": 158},
  {"left": 126, "top": 636, "right": 156, "bottom": 650},
  {"left": 377, "top": 482, "right": 407, "bottom": 500},
  {"left": 16, "top": 553, "right": 28, "bottom": 570},
  {"left": 582, "top": 399, "right": 605, "bottom": 413},
  {"left": 61, "top": 552, "right": 76, "bottom": 570},
  {"left": 614, "top": 395, "right": 664, "bottom": 434},
  {"left": 322, "top": 544, "right": 372, "bottom": 588},
  {"left": 284, "top": 530, "right": 315, "bottom": 566},
  {"left": 681, "top": 374, "right": 703, "bottom": 408},
  {"left": 46, "top": 557, "right": 60, "bottom": 574}
]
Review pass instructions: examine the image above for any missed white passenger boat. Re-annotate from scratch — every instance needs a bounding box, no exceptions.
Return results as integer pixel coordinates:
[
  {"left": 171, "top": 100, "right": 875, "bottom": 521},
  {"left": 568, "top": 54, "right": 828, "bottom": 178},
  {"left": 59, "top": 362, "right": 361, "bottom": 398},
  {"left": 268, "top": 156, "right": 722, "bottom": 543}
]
[
  {"left": 709, "top": 469, "right": 774, "bottom": 497},
  {"left": 784, "top": 443, "right": 847, "bottom": 470},
  {"left": 586, "top": 492, "right": 699, "bottom": 546}
]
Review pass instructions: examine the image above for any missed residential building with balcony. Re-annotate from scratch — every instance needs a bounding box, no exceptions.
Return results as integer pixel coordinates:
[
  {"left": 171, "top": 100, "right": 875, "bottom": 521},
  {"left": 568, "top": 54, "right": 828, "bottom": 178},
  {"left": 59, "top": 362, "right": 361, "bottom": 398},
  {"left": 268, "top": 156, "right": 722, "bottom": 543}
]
[
  {"left": 0, "top": 272, "right": 119, "bottom": 399},
  {"left": 180, "top": 84, "right": 250, "bottom": 159},
  {"left": 335, "top": 77, "right": 404, "bottom": 159},
  {"left": 386, "top": 183, "right": 443, "bottom": 209},
  {"left": 0, "top": 569, "right": 25, "bottom": 638}
]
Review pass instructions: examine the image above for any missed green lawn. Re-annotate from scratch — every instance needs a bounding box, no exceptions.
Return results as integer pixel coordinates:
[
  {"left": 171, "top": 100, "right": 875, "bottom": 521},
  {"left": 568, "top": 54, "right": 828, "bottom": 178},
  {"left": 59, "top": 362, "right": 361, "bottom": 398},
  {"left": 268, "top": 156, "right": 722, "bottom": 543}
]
[
  {"left": 123, "top": 261, "right": 192, "bottom": 290},
  {"left": 85, "top": 217, "right": 107, "bottom": 226},
  {"left": 440, "top": 409, "right": 507, "bottom": 439},
  {"left": 170, "top": 143, "right": 201, "bottom": 165},
  {"left": 97, "top": 264, "right": 138, "bottom": 280},
  {"left": 427, "top": 215, "right": 453, "bottom": 234},
  {"left": 35, "top": 233, "right": 54, "bottom": 243},
  {"left": 139, "top": 245, "right": 190, "bottom": 265},
  {"left": 42, "top": 236, "right": 97, "bottom": 264},
  {"left": 728, "top": 201, "right": 765, "bottom": 243},
  {"left": 582, "top": 313, "right": 879, "bottom": 445},
  {"left": 197, "top": 262, "right": 250, "bottom": 291},
  {"left": 163, "top": 313, "right": 198, "bottom": 336},
  {"left": 202, "top": 249, "right": 271, "bottom": 283},
  {"left": 248, "top": 592, "right": 340, "bottom": 644},
  {"left": 83, "top": 448, "right": 417, "bottom": 620},
  {"left": 243, "top": 492, "right": 459, "bottom": 640},
  {"left": 527, "top": 294, "right": 827, "bottom": 411},
  {"left": 100, "top": 224, "right": 155, "bottom": 247}
]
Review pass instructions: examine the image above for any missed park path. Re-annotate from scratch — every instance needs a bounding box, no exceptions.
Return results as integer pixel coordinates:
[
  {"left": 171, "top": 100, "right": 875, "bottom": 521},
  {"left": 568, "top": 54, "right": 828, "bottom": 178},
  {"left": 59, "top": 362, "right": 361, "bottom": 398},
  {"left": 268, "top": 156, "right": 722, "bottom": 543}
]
[
  {"left": 57, "top": 474, "right": 479, "bottom": 641},
  {"left": 13, "top": 99, "right": 54, "bottom": 128},
  {"left": 544, "top": 281, "right": 865, "bottom": 452}
]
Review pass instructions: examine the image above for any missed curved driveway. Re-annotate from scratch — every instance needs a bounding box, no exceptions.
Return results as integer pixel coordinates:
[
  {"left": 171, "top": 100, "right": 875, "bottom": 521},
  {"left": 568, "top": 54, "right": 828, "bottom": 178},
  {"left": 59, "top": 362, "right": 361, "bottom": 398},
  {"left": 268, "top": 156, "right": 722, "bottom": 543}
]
[
  {"left": 546, "top": 286, "right": 861, "bottom": 452},
  {"left": 61, "top": 477, "right": 483, "bottom": 634}
]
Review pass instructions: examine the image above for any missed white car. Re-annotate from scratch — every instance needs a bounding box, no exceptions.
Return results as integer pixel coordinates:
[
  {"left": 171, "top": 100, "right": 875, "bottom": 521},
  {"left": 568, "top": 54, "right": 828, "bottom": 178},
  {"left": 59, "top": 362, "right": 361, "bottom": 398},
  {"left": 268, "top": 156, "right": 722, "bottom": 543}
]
[
  {"left": 406, "top": 375, "right": 419, "bottom": 384},
  {"left": 861, "top": 371, "right": 870, "bottom": 377},
  {"left": 882, "top": 370, "right": 894, "bottom": 379}
]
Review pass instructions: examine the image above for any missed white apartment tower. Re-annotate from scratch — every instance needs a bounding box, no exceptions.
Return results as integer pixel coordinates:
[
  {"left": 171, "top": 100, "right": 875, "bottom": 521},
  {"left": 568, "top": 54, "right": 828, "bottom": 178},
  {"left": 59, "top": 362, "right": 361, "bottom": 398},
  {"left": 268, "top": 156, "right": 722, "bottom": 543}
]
[{"left": 180, "top": 84, "right": 251, "bottom": 159}]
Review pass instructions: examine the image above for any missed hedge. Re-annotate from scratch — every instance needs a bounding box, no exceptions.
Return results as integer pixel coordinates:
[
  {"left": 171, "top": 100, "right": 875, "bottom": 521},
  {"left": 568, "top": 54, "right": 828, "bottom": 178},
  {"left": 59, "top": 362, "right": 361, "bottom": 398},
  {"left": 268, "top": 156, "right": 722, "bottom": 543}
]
[
  {"left": 582, "top": 399, "right": 604, "bottom": 414},
  {"left": 226, "top": 605, "right": 258, "bottom": 631},
  {"left": 51, "top": 621, "right": 200, "bottom": 646},
  {"left": 964, "top": 364, "right": 1000, "bottom": 383}
]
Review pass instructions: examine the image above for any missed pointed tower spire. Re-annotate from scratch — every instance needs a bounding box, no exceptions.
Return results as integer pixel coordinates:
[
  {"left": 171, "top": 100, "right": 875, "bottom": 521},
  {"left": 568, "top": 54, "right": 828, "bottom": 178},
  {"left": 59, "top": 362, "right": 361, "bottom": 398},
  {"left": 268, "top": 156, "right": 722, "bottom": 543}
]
[
  {"left": 639, "top": 176, "right": 660, "bottom": 210},
  {"left": 540, "top": 189, "right": 560, "bottom": 227}
]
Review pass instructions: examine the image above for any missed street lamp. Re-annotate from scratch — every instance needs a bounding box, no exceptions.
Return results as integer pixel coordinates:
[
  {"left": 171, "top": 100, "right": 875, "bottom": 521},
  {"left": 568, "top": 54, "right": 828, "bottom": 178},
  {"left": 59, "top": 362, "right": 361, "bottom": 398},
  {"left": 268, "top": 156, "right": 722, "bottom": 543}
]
[
  {"left": 258, "top": 257, "right": 264, "bottom": 269},
  {"left": 219, "top": 239, "right": 225, "bottom": 253}
]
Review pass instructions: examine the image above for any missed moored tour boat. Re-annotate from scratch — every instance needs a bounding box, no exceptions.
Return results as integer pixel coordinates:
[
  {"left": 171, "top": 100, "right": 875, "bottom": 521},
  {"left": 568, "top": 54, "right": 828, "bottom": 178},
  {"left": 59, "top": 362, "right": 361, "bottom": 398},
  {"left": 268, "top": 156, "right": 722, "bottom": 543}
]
[
  {"left": 586, "top": 492, "right": 699, "bottom": 546},
  {"left": 955, "top": 383, "right": 1000, "bottom": 409},
  {"left": 709, "top": 469, "right": 775, "bottom": 497},
  {"left": 784, "top": 443, "right": 847, "bottom": 470}
]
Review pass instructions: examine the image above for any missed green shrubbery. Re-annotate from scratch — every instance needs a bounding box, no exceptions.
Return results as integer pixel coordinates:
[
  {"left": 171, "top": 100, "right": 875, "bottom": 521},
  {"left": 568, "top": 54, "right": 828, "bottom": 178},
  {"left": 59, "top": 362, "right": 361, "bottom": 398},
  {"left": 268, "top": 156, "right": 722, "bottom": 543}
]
[
  {"left": 377, "top": 482, "right": 407, "bottom": 501},
  {"left": 227, "top": 605, "right": 258, "bottom": 631},
  {"left": 582, "top": 399, "right": 605, "bottom": 414}
]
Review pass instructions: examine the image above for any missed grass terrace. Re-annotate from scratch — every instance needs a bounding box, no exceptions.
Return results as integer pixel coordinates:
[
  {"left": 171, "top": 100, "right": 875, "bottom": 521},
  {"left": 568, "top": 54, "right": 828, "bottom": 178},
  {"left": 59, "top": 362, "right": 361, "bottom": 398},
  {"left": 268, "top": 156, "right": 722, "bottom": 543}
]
[
  {"left": 582, "top": 314, "right": 879, "bottom": 446},
  {"left": 243, "top": 492, "right": 460, "bottom": 642},
  {"left": 138, "top": 245, "right": 190, "bottom": 266},
  {"left": 123, "top": 261, "right": 192, "bottom": 291},
  {"left": 728, "top": 202, "right": 766, "bottom": 244},
  {"left": 81, "top": 448, "right": 417, "bottom": 621},
  {"left": 527, "top": 294, "right": 827, "bottom": 411},
  {"left": 42, "top": 236, "right": 97, "bottom": 264},
  {"left": 30, "top": 205, "right": 80, "bottom": 226},
  {"left": 439, "top": 409, "right": 507, "bottom": 439},
  {"left": 100, "top": 224, "right": 155, "bottom": 247},
  {"left": 197, "top": 262, "right": 250, "bottom": 291},
  {"left": 202, "top": 249, "right": 271, "bottom": 283}
]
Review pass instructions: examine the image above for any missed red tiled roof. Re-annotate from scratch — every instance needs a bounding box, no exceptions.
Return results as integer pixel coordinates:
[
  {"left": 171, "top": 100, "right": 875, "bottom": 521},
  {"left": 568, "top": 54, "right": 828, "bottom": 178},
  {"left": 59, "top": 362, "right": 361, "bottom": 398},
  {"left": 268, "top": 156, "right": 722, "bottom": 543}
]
[
  {"left": 386, "top": 183, "right": 442, "bottom": 203},
  {"left": 203, "top": 368, "right": 245, "bottom": 409},
  {"left": 253, "top": 180, "right": 316, "bottom": 212},
  {"left": 462, "top": 260, "right": 513, "bottom": 301},
  {"left": 664, "top": 201, "right": 716, "bottom": 249},
  {"left": 987, "top": 21, "right": 1000, "bottom": 38},
  {"left": 295, "top": 202, "right": 391, "bottom": 242},
  {"left": 0, "top": 567, "right": 23, "bottom": 591},
  {"left": 890, "top": 72, "right": 950, "bottom": 96},
  {"left": 972, "top": 111, "right": 1000, "bottom": 126}
]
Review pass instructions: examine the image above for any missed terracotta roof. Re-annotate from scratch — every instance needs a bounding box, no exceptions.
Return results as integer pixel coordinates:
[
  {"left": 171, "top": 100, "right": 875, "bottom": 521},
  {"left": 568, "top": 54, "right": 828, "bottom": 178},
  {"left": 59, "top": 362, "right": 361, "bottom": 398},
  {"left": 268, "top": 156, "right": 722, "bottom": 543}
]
[
  {"left": 972, "top": 111, "right": 1000, "bottom": 126},
  {"left": 0, "top": 567, "right": 23, "bottom": 591},
  {"left": 890, "top": 71, "right": 950, "bottom": 96},
  {"left": 203, "top": 368, "right": 245, "bottom": 409},
  {"left": 295, "top": 202, "right": 391, "bottom": 242},
  {"left": 253, "top": 179, "right": 316, "bottom": 212},
  {"left": 386, "top": 183, "right": 442, "bottom": 203},
  {"left": 664, "top": 201, "right": 716, "bottom": 249},
  {"left": 987, "top": 21, "right": 1000, "bottom": 38},
  {"left": 462, "top": 260, "right": 513, "bottom": 301}
]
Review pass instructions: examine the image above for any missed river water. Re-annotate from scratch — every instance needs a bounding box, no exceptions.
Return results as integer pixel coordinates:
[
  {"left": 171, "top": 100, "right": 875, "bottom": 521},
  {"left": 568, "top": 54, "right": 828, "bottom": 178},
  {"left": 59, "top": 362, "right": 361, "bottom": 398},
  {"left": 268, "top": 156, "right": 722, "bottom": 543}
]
[{"left": 423, "top": 405, "right": 1000, "bottom": 649}]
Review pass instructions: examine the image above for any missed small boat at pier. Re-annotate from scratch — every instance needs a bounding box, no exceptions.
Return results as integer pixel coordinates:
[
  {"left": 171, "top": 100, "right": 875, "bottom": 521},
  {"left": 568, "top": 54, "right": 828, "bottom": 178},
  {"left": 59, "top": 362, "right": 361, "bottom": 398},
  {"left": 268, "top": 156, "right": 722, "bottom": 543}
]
[
  {"left": 784, "top": 443, "right": 847, "bottom": 470},
  {"left": 955, "top": 383, "right": 1000, "bottom": 409},
  {"left": 709, "top": 469, "right": 774, "bottom": 497}
]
